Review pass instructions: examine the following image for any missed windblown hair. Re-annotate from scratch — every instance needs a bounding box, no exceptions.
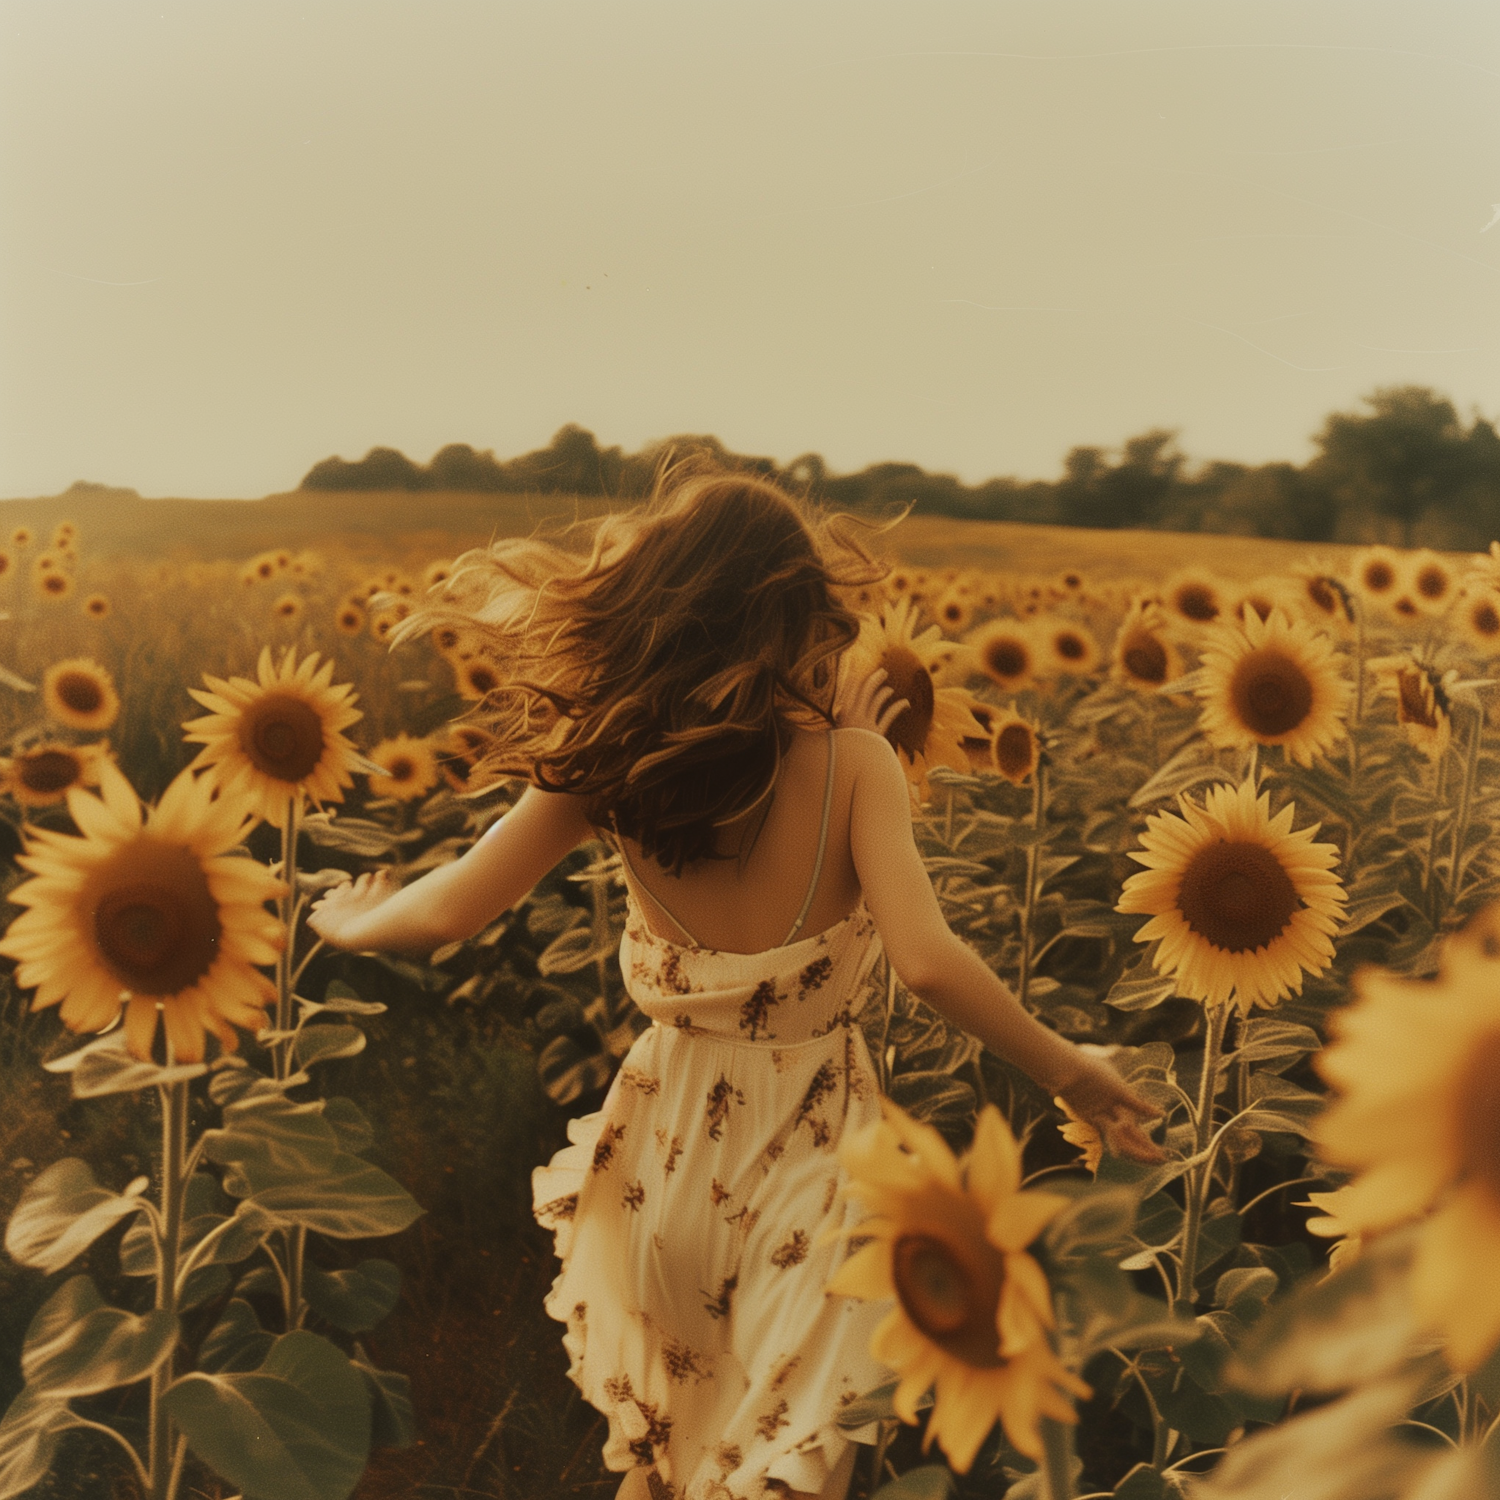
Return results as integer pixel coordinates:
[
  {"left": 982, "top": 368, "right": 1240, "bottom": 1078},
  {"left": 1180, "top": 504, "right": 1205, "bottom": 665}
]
[{"left": 387, "top": 459, "right": 902, "bottom": 875}]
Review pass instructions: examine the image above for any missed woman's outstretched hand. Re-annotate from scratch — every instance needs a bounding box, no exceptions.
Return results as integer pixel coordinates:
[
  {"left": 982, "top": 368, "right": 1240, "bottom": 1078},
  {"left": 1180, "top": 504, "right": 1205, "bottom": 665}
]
[
  {"left": 1055, "top": 1052, "right": 1167, "bottom": 1165},
  {"left": 835, "top": 665, "right": 910, "bottom": 738},
  {"left": 306, "top": 869, "right": 398, "bottom": 951}
]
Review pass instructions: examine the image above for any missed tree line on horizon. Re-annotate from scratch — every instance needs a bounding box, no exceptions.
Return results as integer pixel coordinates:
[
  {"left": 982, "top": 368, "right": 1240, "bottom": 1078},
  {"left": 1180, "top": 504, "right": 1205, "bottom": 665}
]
[{"left": 299, "top": 384, "right": 1500, "bottom": 548}]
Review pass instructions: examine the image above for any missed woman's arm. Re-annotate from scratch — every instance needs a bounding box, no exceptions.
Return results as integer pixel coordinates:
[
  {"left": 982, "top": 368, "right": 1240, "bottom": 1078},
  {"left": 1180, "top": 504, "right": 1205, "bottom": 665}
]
[{"left": 306, "top": 784, "right": 596, "bottom": 957}]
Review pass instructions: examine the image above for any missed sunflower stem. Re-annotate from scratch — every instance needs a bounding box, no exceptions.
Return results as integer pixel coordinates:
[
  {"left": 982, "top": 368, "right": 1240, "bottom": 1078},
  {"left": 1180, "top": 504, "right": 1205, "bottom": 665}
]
[
  {"left": 148, "top": 1079, "right": 188, "bottom": 1500},
  {"left": 1017, "top": 762, "right": 1048, "bottom": 1015},
  {"left": 1175, "top": 1003, "right": 1229, "bottom": 1317},
  {"left": 274, "top": 791, "right": 303, "bottom": 1080},
  {"left": 943, "top": 786, "right": 954, "bottom": 846},
  {"left": 1443, "top": 700, "right": 1484, "bottom": 923},
  {"left": 1421, "top": 751, "right": 1449, "bottom": 917},
  {"left": 1038, "top": 1415, "right": 1078, "bottom": 1500}
]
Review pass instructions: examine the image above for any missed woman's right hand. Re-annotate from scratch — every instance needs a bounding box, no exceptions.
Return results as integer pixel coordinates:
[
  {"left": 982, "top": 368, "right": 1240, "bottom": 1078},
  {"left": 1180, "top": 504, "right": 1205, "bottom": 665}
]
[{"left": 836, "top": 666, "right": 910, "bottom": 738}]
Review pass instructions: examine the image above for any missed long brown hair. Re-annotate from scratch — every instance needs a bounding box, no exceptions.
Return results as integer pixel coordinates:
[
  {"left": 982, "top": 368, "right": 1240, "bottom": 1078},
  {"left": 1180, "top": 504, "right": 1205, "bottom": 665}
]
[{"left": 388, "top": 457, "right": 902, "bottom": 875}]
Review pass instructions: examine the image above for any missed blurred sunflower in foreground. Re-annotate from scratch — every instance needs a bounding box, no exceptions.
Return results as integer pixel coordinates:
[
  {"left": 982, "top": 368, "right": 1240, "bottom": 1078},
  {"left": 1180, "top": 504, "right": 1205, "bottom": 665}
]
[
  {"left": 0, "top": 760, "right": 286, "bottom": 1062},
  {"left": 181, "top": 645, "right": 365, "bottom": 826},
  {"left": 844, "top": 596, "right": 988, "bottom": 806},
  {"left": 825, "top": 1100, "right": 1090, "bottom": 1471},
  {"left": 1315, "top": 903, "right": 1500, "bottom": 1372},
  {"left": 1196, "top": 606, "right": 1351, "bottom": 767},
  {"left": 1116, "top": 778, "right": 1347, "bottom": 1011}
]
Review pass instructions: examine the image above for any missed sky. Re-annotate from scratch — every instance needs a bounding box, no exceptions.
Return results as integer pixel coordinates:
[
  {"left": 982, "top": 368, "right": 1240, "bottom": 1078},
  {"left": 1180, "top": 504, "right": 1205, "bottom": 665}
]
[{"left": 1, "top": 0, "right": 1498, "bottom": 499}]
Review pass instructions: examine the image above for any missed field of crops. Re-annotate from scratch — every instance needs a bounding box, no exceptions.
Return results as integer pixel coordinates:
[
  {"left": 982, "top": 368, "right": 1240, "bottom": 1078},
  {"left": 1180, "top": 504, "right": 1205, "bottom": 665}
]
[{"left": 1, "top": 495, "right": 1498, "bottom": 1500}]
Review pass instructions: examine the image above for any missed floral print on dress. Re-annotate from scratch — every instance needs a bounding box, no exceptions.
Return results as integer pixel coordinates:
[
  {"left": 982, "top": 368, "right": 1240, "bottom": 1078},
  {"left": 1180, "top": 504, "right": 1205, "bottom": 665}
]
[{"left": 532, "top": 883, "right": 892, "bottom": 1500}]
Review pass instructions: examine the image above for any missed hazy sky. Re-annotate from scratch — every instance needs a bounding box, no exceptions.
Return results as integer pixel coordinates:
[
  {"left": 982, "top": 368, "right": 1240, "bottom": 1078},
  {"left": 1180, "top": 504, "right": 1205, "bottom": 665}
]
[{"left": 2, "top": 0, "right": 1498, "bottom": 499}]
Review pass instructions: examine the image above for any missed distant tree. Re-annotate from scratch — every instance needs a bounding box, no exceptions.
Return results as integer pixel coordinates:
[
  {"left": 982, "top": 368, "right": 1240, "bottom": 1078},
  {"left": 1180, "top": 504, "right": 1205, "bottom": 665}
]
[
  {"left": 1054, "top": 429, "right": 1183, "bottom": 529},
  {"left": 301, "top": 447, "right": 425, "bottom": 491},
  {"left": 426, "top": 443, "right": 511, "bottom": 491},
  {"left": 1307, "top": 386, "right": 1473, "bottom": 545}
]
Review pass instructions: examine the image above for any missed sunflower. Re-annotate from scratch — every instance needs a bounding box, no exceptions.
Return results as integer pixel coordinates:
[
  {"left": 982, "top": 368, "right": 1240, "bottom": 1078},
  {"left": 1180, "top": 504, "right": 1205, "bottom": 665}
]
[
  {"left": 1458, "top": 587, "right": 1500, "bottom": 655},
  {"left": 51, "top": 522, "right": 76, "bottom": 549},
  {"left": 0, "top": 740, "right": 110, "bottom": 808},
  {"left": 1313, "top": 907, "right": 1500, "bottom": 1371},
  {"left": 1288, "top": 565, "right": 1356, "bottom": 635},
  {"left": 843, "top": 596, "right": 987, "bottom": 805},
  {"left": 1160, "top": 568, "right": 1225, "bottom": 629},
  {"left": 435, "top": 724, "right": 493, "bottom": 793},
  {"left": 931, "top": 589, "right": 974, "bottom": 636},
  {"left": 0, "top": 760, "right": 286, "bottom": 1063},
  {"left": 42, "top": 659, "right": 119, "bottom": 732},
  {"left": 1349, "top": 546, "right": 1403, "bottom": 609},
  {"left": 454, "top": 655, "right": 503, "bottom": 702},
  {"left": 272, "top": 593, "right": 303, "bottom": 622},
  {"left": 965, "top": 620, "right": 1038, "bottom": 695},
  {"left": 1036, "top": 620, "right": 1099, "bottom": 678},
  {"left": 369, "top": 607, "right": 403, "bottom": 643},
  {"left": 181, "top": 645, "right": 365, "bottom": 826},
  {"left": 1403, "top": 550, "right": 1456, "bottom": 616},
  {"left": 82, "top": 593, "right": 110, "bottom": 620},
  {"left": 10, "top": 527, "right": 30, "bottom": 548},
  {"left": 1195, "top": 607, "right": 1351, "bottom": 767},
  {"left": 423, "top": 559, "right": 453, "bottom": 590},
  {"left": 1116, "top": 778, "right": 1347, "bottom": 1011},
  {"left": 34, "top": 568, "right": 72, "bottom": 603},
  {"left": 825, "top": 1100, "right": 1091, "bottom": 1471},
  {"left": 0, "top": 550, "right": 13, "bottom": 580},
  {"left": 1053, "top": 1097, "right": 1102, "bottom": 1174},
  {"left": 1111, "top": 599, "right": 1181, "bottom": 692},
  {"left": 886, "top": 566, "right": 916, "bottom": 600},
  {"left": 1370, "top": 656, "right": 1451, "bottom": 763},
  {"left": 364, "top": 733, "right": 440, "bottom": 802},
  {"left": 335, "top": 603, "right": 365, "bottom": 636},
  {"left": 989, "top": 707, "right": 1041, "bottom": 786},
  {"left": 1295, "top": 1187, "right": 1364, "bottom": 1277},
  {"left": 1228, "top": 577, "right": 1292, "bottom": 628}
]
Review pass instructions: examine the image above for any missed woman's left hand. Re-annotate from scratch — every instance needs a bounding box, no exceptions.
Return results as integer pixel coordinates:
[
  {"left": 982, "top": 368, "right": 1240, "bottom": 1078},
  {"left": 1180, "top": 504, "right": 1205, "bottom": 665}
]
[
  {"left": 306, "top": 869, "right": 397, "bottom": 951},
  {"left": 1056, "top": 1054, "right": 1167, "bottom": 1165}
]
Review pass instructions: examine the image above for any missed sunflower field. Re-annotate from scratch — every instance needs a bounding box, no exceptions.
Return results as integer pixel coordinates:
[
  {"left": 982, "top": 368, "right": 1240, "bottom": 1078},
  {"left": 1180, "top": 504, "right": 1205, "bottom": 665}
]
[{"left": 1, "top": 512, "right": 1500, "bottom": 1500}]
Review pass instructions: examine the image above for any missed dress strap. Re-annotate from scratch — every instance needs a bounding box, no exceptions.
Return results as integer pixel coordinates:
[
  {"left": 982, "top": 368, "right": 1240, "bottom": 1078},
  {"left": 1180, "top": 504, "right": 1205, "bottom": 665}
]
[
  {"left": 781, "top": 730, "right": 836, "bottom": 946},
  {"left": 611, "top": 816, "right": 702, "bottom": 948}
]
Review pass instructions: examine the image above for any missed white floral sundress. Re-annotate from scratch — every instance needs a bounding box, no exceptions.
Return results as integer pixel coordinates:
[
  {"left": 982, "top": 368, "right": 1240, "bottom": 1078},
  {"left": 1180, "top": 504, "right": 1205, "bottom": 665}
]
[{"left": 532, "top": 732, "right": 894, "bottom": 1498}]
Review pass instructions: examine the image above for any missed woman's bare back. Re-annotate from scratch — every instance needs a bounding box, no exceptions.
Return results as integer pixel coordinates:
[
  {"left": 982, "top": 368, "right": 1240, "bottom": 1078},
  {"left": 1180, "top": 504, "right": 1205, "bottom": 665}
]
[{"left": 605, "top": 727, "right": 870, "bottom": 955}]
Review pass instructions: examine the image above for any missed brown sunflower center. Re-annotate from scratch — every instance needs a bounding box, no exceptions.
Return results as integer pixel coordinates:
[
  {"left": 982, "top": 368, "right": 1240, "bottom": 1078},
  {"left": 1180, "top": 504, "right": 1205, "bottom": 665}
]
[
  {"left": 1054, "top": 631, "right": 1087, "bottom": 662},
  {"left": 387, "top": 757, "right": 415, "bottom": 782},
  {"left": 1393, "top": 597, "right": 1418, "bottom": 619},
  {"left": 465, "top": 663, "right": 500, "bottom": 694},
  {"left": 1122, "top": 632, "right": 1168, "bottom": 685},
  {"left": 238, "top": 691, "right": 326, "bottom": 782},
  {"left": 19, "top": 750, "right": 82, "bottom": 795},
  {"left": 1175, "top": 584, "right": 1219, "bottom": 623},
  {"left": 1177, "top": 838, "right": 1301, "bottom": 953},
  {"left": 891, "top": 1232, "right": 1006, "bottom": 1369},
  {"left": 1474, "top": 601, "right": 1500, "bottom": 638},
  {"left": 1415, "top": 566, "right": 1448, "bottom": 601},
  {"left": 984, "top": 637, "right": 1029, "bottom": 681},
  {"left": 1229, "top": 648, "right": 1315, "bottom": 739},
  {"left": 994, "top": 724, "right": 1036, "bottom": 780},
  {"left": 90, "top": 841, "right": 223, "bottom": 996},
  {"left": 56, "top": 672, "right": 103, "bottom": 715},
  {"left": 1362, "top": 561, "right": 1395, "bottom": 594},
  {"left": 1454, "top": 1029, "right": 1500, "bottom": 1207},
  {"left": 880, "top": 647, "right": 935, "bottom": 759}
]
